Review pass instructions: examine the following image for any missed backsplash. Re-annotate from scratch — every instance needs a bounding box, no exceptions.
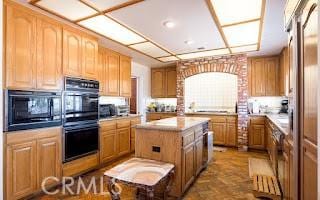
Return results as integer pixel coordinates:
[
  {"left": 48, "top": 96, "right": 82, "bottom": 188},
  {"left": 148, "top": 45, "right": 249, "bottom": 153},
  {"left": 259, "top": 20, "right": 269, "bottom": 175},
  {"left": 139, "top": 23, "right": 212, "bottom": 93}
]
[
  {"left": 99, "top": 96, "right": 128, "bottom": 106},
  {"left": 248, "top": 97, "right": 288, "bottom": 114}
]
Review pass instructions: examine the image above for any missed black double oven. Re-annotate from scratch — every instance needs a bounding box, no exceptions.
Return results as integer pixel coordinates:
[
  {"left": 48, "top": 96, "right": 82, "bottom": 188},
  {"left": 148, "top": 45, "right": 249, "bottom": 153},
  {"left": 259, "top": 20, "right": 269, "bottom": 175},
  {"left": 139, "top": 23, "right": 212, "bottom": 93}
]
[{"left": 5, "top": 77, "right": 100, "bottom": 163}]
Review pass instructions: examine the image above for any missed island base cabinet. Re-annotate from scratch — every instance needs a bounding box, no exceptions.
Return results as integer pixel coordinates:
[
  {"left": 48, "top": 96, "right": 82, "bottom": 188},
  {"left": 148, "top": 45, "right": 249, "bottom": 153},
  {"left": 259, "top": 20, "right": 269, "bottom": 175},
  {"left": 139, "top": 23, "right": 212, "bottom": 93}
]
[
  {"left": 5, "top": 127, "right": 62, "bottom": 200},
  {"left": 195, "top": 137, "right": 204, "bottom": 175},
  {"left": 182, "top": 143, "right": 195, "bottom": 192}
]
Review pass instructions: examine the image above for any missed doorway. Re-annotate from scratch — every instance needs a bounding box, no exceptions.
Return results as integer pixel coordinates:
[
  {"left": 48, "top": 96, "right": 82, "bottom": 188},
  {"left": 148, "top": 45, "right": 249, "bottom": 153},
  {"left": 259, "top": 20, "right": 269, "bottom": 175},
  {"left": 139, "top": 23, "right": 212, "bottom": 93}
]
[{"left": 130, "top": 77, "right": 138, "bottom": 114}]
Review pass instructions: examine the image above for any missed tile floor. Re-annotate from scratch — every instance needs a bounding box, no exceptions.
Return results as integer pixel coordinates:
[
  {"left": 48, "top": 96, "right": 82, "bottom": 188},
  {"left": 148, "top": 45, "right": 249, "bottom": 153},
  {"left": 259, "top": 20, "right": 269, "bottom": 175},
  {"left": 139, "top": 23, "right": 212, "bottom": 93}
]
[{"left": 35, "top": 149, "right": 269, "bottom": 200}]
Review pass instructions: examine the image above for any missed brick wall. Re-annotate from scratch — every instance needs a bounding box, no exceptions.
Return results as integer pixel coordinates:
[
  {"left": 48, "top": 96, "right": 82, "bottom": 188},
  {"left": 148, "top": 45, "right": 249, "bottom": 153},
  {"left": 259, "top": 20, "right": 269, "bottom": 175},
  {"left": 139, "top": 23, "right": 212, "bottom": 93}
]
[{"left": 176, "top": 54, "right": 249, "bottom": 150}]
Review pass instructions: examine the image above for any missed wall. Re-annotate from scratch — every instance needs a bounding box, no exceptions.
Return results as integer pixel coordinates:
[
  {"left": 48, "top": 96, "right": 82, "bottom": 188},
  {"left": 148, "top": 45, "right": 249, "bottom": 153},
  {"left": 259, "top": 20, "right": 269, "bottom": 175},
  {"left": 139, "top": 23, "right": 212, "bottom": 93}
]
[
  {"left": 131, "top": 62, "right": 152, "bottom": 122},
  {"left": 177, "top": 55, "right": 249, "bottom": 149},
  {"left": 0, "top": 0, "right": 3, "bottom": 199}
]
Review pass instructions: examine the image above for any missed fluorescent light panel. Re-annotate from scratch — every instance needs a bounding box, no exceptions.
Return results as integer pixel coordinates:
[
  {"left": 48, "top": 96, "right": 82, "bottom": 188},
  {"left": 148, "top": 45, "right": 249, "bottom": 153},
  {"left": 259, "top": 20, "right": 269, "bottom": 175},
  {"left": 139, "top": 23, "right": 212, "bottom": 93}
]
[
  {"left": 223, "top": 20, "right": 260, "bottom": 47},
  {"left": 177, "top": 48, "right": 229, "bottom": 60},
  {"left": 210, "top": 0, "right": 263, "bottom": 26},
  {"left": 84, "top": 0, "right": 129, "bottom": 11},
  {"left": 78, "top": 15, "right": 146, "bottom": 45},
  {"left": 158, "top": 56, "right": 179, "bottom": 62},
  {"left": 231, "top": 44, "right": 257, "bottom": 53},
  {"left": 36, "top": 0, "right": 97, "bottom": 21},
  {"left": 129, "top": 42, "right": 170, "bottom": 57}
]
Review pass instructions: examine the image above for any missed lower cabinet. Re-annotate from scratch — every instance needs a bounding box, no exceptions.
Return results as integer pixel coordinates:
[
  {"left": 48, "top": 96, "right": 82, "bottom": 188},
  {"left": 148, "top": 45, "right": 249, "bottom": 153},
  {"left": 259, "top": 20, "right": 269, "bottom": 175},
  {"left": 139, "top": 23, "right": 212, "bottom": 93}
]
[
  {"left": 182, "top": 143, "right": 195, "bottom": 191},
  {"left": 209, "top": 115, "right": 237, "bottom": 147},
  {"left": 117, "top": 127, "right": 130, "bottom": 156},
  {"left": 146, "top": 112, "right": 177, "bottom": 122},
  {"left": 195, "top": 136, "right": 204, "bottom": 175},
  {"left": 100, "top": 129, "right": 117, "bottom": 163},
  {"left": 6, "top": 127, "right": 61, "bottom": 200},
  {"left": 226, "top": 123, "right": 237, "bottom": 146},
  {"left": 212, "top": 122, "right": 226, "bottom": 145},
  {"left": 248, "top": 116, "right": 266, "bottom": 150}
]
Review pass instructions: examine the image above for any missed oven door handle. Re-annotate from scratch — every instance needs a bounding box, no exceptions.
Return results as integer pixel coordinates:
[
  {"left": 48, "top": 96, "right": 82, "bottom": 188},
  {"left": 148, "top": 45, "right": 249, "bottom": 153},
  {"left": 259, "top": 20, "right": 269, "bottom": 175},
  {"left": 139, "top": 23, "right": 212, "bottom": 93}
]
[{"left": 64, "top": 125, "right": 99, "bottom": 133}]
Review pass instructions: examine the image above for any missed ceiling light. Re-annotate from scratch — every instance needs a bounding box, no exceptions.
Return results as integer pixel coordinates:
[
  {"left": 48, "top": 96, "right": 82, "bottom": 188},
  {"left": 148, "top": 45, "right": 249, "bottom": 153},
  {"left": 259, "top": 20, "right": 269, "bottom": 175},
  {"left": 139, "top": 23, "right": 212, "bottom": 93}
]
[
  {"left": 177, "top": 48, "right": 229, "bottom": 60},
  {"left": 158, "top": 56, "right": 179, "bottom": 62},
  {"left": 36, "top": 0, "right": 97, "bottom": 21},
  {"left": 78, "top": 15, "right": 146, "bottom": 45},
  {"left": 231, "top": 44, "right": 258, "bottom": 53},
  {"left": 184, "top": 40, "right": 194, "bottom": 45},
  {"left": 223, "top": 20, "right": 260, "bottom": 47},
  {"left": 129, "top": 42, "right": 170, "bottom": 58},
  {"left": 210, "top": 0, "right": 263, "bottom": 26},
  {"left": 163, "top": 21, "right": 175, "bottom": 28}
]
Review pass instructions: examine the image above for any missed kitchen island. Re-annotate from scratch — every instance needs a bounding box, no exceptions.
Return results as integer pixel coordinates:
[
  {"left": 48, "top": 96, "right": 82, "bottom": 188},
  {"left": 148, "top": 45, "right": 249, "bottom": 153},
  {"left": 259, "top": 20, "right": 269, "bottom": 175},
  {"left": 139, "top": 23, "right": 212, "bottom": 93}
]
[{"left": 135, "top": 117, "right": 210, "bottom": 198}]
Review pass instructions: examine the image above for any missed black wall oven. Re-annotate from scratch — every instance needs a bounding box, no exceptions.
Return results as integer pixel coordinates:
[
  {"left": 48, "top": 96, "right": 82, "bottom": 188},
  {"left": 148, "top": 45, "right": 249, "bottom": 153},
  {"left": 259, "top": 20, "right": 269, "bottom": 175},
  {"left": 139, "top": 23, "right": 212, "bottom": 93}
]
[
  {"left": 63, "top": 77, "right": 99, "bottom": 163},
  {"left": 5, "top": 90, "right": 62, "bottom": 132}
]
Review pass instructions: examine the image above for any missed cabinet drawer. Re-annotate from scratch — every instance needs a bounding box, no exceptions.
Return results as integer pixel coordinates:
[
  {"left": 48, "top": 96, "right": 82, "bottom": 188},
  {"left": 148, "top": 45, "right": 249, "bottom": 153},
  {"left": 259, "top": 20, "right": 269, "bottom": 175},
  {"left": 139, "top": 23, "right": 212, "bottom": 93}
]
[
  {"left": 130, "top": 118, "right": 141, "bottom": 126},
  {"left": 194, "top": 127, "right": 203, "bottom": 139},
  {"left": 250, "top": 117, "right": 265, "bottom": 125},
  {"left": 117, "top": 120, "right": 131, "bottom": 129},
  {"left": 100, "top": 121, "right": 116, "bottom": 131},
  {"left": 211, "top": 116, "right": 227, "bottom": 123},
  {"left": 227, "top": 116, "right": 237, "bottom": 123},
  {"left": 183, "top": 131, "right": 195, "bottom": 146}
]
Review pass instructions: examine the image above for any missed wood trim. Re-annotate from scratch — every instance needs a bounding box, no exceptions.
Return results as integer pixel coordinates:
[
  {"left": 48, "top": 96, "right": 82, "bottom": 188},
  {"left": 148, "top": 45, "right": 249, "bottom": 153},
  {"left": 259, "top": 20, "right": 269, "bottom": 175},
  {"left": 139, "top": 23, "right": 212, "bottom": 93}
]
[
  {"left": 257, "top": 0, "right": 266, "bottom": 50},
  {"left": 205, "top": 0, "right": 231, "bottom": 53},
  {"left": 103, "top": 0, "right": 144, "bottom": 13},
  {"left": 221, "top": 18, "right": 261, "bottom": 28}
]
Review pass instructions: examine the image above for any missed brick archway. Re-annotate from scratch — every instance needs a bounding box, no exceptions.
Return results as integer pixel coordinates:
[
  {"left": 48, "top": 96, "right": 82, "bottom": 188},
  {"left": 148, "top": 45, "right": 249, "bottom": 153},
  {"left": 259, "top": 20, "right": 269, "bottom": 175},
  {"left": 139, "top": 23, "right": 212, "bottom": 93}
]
[{"left": 176, "top": 54, "right": 249, "bottom": 149}]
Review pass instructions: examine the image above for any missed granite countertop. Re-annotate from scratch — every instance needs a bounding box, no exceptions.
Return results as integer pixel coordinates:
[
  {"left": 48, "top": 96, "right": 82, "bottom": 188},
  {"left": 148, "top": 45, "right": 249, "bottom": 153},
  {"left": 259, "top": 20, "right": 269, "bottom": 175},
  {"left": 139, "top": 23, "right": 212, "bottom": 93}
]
[
  {"left": 249, "top": 113, "right": 289, "bottom": 135},
  {"left": 99, "top": 114, "right": 142, "bottom": 121},
  {"left": 185, "top": 112, "right": 238, "bottom": 116},
  {"left": 146, "top": 112, "right": 177, "bottom": 114},
  {"left": 135, "top": 117, "right": 210, "bottom": 131}
]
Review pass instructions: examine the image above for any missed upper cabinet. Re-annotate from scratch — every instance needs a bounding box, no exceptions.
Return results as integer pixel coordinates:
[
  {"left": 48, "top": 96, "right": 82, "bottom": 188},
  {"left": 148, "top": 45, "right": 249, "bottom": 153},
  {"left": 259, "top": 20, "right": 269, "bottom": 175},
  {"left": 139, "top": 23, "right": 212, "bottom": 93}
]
[
  {"left": 5, "top": 3, "right": 37, "bottom": 90},
  {"left": 120, "top": 55, "right": 132, "bottom": 97},
  {"left": 279, "top": 47, "right": 290, "bottom": 96},
  {"left": 151, "top": 66, "right": 177, "bottom": 98},
  {"left": 248, "top": 56, "right": 280, "bottom": 96},
  {"left": 98, "top": 46, "right": 132, "bottom": 97},
  {"left": 63, "top": 27, "right": 98, "bottom": 80}
]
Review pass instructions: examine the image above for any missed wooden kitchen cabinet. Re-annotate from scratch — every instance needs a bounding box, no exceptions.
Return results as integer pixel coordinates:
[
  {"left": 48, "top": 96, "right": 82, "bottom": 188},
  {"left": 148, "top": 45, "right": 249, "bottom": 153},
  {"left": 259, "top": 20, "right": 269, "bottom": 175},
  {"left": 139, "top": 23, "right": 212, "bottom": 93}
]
[
  {"left": 98, "top": 48, "right": 106, "bottom": 95},
  {"left": 195, "top": 136, "right": 203, "bottom": 175},
  {"left": 146, "top": 112, "right": 177, "bottom": 122},
  {"left": 5, "top": 127, "right": 62, "bottom": 200},
  {"left": 166, "top": 67, "right": 177, "bottom": 97},
  {"left": 117, "top": 127, "right": 131, "bottom": 156},
  {"left": 106, "top": 50, "right": 120, "bottom": 96},
  {"left": 5, "top": 2, "right": 37, "bottom": 89},
  {"left": 226, "top": 123, "right": 237, "bottom": 146},
  {"left": 36, "top": 17, "right": 62, "bottom": 90},
  {"left": 249, "top": 56, "right": 280, "bottom": 96},
  {"left": 182, "top": 143, "right": 195, "bottom": 192},
  {"left": 279, "top": 47, "right": 289, "bottom": 96},
  {"left": 130, "top": 117, "right": 141, "bottom": 152},
  {"left": 249, "top": 116, "right": 266, "bottom": 150},
  {"left": 81, "top": 35, "right": 98, "bottom": 80},
  {"left": 212, "top": 122, "right": 226, "bottom": 145},
  {"left": 151, "top": 68, "right": 166, "bottom": 97},
  {"left": 100, "top": 129, "right": 117, "bottom": 163},
  {"left": 120, "top": 55, "right": 132, "bottom": 97},
  {"left": 63, "top": 27, "right": 82, "bottom": 78}
]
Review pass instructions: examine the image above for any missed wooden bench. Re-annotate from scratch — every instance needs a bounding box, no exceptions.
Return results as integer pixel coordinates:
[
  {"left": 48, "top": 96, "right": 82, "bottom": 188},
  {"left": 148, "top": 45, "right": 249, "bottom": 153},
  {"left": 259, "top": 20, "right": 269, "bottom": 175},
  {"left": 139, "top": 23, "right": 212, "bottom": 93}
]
[
  {"left": 104, "top": 158, "right": 175, "bottom": 200},
  {"left": 252, "top": 174, "right": 281, "bottom": 200}
]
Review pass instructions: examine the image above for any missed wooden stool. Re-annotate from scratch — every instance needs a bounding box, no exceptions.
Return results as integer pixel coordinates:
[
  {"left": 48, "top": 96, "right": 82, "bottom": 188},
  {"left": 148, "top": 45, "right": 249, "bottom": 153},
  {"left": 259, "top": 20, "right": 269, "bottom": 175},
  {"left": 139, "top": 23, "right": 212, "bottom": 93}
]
[
  {"left": 104, "top": 158, "right": 175, "bottom": 200},
  {"left": 252, "top": 174, "right": 281, "bottom": 200}
]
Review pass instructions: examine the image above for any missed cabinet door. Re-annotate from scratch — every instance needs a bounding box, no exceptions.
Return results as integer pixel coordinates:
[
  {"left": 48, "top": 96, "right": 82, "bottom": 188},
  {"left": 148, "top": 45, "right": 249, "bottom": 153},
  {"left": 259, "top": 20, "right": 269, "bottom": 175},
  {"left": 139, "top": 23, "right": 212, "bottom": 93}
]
[
  {"left": 212, "top": 123, "right": 226, "bottom": 145},
  {"left": 130, "top": 127, "right": 136, "bottom": 152},
  {"left": 98, "top": 48, "right": 106, "bottom": 95},
  {"left": 7, "top": 141, "right": 37, "bottom": 200},
  {"left": 279, "top": 48, "right": 289, "bottom": 96},
  {"left": 36, "top": 17, "right": 62, "bottom": 90},
  {"left": 226, "top": 123, "right": 237, "bottom": 146},
  {"left": 82, "top": 36, "right": 98, "bottom": 80},
  {"left": 100, "top": 130, "right": 117, "bottom": 163},
  {"left": 63, "top": 28, "right": 82, "bottom": 77},
  {"left": 6, "top": 4, "right": 37, "bottom": 89},
  {"left": 120, "top": 56, "right": 131, "bottom": 97},
  {"left": 151, "top": 68, "right": 166, "bottom": 98},
  {"left": 195, "top": 137, "right": 203, "bottom": 175},
  {"left": 289, "top": 146, "right": 294, "bottom": 200},
  {"left": 182, "top": 143, "right": 195, "bottom": 191},
  {"left": 265, "top": 57, "right": 279, "bottom": 96},
  {"left": 283, "top": 150, "right": 290, "bottom": 199},
  {"left": 251, "top": 58, "right": 266, "bottom": 96},
  {"left": 166, "top": 67, "right": 177, "bottom": 97},
  {"left": 117, "top": 128, "right": 130, "bottom": 156},
  {"left": 249, "top": 124, "right": 265, "bottom": 149},
  {"left": 106, "top": 50, "right": 120, "bottom": 96},
  {"left": 37, "top": 136, "right": 61, "bottom": 188}
]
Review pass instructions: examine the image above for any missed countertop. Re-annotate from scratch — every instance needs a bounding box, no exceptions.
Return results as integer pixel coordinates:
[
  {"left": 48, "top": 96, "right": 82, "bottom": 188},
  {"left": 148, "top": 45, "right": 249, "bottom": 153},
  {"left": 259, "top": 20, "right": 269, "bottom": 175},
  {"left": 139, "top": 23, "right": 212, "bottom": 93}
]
[
  {"left": 146, "top": 112, "right": 177, "bottom": 114},
  {"left": 249, "top": 113, "right": 289, "bottom": 135},
  {"left": 185, "top": 112, "right": 238, "bottom": 116},
  {"left": 135, "top": 117, "right": 210, "bottom": 131},
  {"left": 99, "top": 114, "right": 141, "bottom": 122}
]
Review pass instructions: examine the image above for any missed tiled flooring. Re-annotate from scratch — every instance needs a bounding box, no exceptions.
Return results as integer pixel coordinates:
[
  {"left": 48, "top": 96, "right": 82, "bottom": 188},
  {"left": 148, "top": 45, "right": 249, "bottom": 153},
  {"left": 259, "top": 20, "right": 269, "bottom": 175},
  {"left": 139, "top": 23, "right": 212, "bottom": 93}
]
[{"left": 35, "top": 148, "right": 268, "bottom": 200}]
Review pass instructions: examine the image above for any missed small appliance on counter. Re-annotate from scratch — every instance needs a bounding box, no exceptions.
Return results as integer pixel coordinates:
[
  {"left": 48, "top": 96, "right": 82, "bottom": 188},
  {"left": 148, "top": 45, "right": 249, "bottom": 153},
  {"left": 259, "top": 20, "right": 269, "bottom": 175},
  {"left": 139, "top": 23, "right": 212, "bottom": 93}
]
[
  {"left": 279, "top": 99, "right": 288, "bottom": 114},
  {"left": 100, "top": 104, "right": 116, "bottom": 118},
  {"left": 116, "top": 105, "right": 130, "bottom": 116}
]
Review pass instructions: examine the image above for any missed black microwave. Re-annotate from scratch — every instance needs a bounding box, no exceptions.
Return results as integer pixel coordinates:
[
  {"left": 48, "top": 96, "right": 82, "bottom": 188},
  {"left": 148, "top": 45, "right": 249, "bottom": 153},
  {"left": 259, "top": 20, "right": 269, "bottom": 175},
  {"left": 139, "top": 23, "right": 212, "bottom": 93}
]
[{"left": 5, "top": 90, "right": 62, "bottom": 132}]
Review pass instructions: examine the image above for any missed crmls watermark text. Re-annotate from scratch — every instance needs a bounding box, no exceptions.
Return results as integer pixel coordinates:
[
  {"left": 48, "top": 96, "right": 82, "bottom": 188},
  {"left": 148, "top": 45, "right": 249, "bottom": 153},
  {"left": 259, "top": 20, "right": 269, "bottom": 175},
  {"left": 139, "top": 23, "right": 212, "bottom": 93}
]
[{"left": 41, "top": 176, "right": 122, "bottom": 196}]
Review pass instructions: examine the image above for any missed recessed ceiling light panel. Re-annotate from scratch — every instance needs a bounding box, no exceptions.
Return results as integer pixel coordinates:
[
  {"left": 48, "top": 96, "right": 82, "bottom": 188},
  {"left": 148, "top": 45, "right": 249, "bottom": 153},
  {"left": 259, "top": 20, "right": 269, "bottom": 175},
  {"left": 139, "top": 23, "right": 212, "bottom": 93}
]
[
  {"left": 158, "top": 56, "right": 179, "bottom": 62},
  {"left": 84, "top": 0, "right": 129, "bottom": 11},
  {"left": 129, "top": 42, "right": 170, "bottom": 57},
  {"left": 177, "top": 48, "right": 229, "bottom": 60},
  {"left": 184, "top": 40, "right": 194, "bottom": 45},
  {"left": 223, "top": 20, "right": 260, "bottom": 47},
  {"left": 210, "top": 0, "right": 263, "bottom": 26},
  {"left": 231, "top": 44, "right": 257, "bottom": 53},
  {"left": 163, "top": 21, "right": 175, "bottom": 28},
  {"left": 79, "top": 15, "right": 146, "bottom": 45},
  {"left": 36, "top": 0, "right": 97, "bottom": 21}
]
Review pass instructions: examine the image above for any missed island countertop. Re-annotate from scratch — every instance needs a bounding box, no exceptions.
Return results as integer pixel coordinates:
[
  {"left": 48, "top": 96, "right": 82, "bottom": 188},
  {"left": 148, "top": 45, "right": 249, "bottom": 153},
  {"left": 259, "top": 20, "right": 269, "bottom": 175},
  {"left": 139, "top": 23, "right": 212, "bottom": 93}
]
[{"left": 135, "top": 116, "right": 210, "bottom": 131}]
